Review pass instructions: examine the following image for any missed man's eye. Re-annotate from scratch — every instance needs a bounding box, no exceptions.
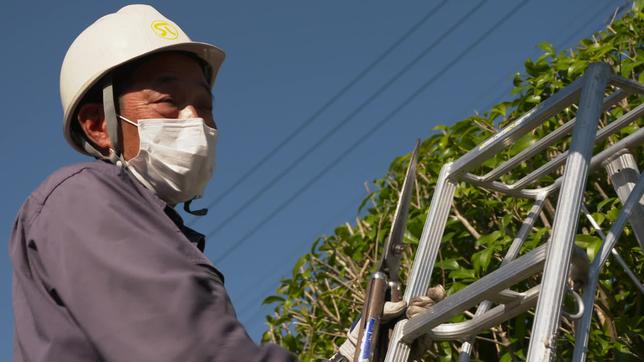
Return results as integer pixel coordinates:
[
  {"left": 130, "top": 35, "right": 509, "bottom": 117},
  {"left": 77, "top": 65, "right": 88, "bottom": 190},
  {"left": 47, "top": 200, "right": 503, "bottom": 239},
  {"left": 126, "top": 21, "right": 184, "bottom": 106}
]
[{"left": 156, "top": 98, "right": 175, "bottom": 105}]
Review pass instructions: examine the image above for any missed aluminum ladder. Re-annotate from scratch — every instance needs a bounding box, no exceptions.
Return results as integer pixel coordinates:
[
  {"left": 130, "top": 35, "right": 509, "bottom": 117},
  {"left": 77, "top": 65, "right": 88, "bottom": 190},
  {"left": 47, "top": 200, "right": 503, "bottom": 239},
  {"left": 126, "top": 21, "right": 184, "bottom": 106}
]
[{"left": 384, "top": 63, "right": 644, "bottom": 362}]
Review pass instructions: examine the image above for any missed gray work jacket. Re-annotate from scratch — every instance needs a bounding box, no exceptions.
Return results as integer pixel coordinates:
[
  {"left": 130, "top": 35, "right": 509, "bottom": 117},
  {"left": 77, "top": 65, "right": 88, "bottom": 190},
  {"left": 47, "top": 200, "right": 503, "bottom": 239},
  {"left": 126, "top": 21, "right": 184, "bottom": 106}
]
[{"left": 10, "top": 161, "right": 297, "bottom": 362}]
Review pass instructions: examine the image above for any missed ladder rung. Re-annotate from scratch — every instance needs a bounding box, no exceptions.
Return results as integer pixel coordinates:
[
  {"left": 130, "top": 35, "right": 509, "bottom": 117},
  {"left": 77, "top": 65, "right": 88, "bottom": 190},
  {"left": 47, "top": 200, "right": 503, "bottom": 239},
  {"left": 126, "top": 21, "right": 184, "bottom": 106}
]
[
  {"left": 402, "top": 245, "right": 547, "bottom": 343},
  {"left": 428, "top": 286, "right": 540, "bottom": 341}
]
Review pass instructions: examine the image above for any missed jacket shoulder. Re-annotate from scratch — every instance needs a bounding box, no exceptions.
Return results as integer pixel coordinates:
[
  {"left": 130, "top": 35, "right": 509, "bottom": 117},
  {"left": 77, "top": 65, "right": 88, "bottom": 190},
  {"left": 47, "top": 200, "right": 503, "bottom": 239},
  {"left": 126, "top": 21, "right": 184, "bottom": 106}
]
[
  {"left": 29, "top": 161, "right": 124, "bottom": 206},
  {"left": 10, "top": 161, "right": 131, "bottom": 256}
]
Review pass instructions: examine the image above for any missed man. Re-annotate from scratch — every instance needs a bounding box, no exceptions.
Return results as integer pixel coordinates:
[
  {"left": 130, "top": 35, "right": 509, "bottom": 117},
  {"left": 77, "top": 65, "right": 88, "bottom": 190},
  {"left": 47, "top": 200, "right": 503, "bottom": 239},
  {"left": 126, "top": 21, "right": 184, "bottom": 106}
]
[
  {"left": 11, "top": 4, "right": 437, "bottom": 361},
  {"left": 10, "top": 4, "right": 301, "bottom": 361}
]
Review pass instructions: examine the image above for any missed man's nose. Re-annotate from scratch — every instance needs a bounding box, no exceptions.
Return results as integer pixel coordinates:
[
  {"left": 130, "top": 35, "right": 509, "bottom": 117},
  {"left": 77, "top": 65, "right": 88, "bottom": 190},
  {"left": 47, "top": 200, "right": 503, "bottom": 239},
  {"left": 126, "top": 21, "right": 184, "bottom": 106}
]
[{"left": 178, "top": 105, "right": 198, "bottom": 119}]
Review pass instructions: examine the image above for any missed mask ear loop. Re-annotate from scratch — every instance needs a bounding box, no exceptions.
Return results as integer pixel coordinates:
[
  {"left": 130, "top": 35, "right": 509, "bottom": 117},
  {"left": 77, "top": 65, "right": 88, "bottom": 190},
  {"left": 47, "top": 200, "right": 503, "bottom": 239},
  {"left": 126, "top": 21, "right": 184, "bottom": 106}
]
[{"left": 184, "top": 198, "right": 208, "bottom": 216}]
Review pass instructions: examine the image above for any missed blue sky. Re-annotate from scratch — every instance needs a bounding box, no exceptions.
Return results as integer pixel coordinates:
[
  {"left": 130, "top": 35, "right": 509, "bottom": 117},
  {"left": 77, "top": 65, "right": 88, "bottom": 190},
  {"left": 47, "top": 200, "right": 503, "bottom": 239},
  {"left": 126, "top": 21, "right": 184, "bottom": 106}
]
[{"left": 0, "top": 0, "right": 630, "bottom": 356}]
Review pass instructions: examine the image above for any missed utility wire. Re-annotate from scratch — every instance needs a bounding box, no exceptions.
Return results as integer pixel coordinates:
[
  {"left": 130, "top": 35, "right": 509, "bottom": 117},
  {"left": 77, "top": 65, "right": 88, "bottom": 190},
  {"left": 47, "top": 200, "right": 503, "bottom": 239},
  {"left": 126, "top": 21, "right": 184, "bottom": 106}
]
[
  {"left": 202, "top": 0, "right": 488, "bottom": 239},
  {"left": 213, "top": 0, "right": 531, "bottom": 263},
  {"left": 477, "top": 0, "right": 622, "bottom": 118},
  {"left": 233, "top": 191, "right": 365, "bottom": 317},
  {"left": 233, "top": 0, "right": 626, "bottom": 321},
  {"left": 556, "top": 0, "right": 626, "bottom": 49},
  {"left": 188, "top": 1, "right": 449, "bottom": 226}
]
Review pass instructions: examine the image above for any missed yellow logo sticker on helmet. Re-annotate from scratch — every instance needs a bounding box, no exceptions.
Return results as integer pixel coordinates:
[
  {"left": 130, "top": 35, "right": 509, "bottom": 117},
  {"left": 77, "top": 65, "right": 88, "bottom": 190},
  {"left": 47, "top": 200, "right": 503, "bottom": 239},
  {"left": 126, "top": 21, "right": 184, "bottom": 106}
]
[{"left": 151, "top": 20, "right": 179, "bottom": 40}]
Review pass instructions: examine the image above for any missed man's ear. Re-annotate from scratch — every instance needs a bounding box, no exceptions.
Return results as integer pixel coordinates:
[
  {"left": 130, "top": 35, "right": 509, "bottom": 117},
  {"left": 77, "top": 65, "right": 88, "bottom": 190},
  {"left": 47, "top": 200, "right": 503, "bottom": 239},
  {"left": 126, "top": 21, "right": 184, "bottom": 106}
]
[{"left": 77, "top": 102, "right": 112, "bottom": 152}]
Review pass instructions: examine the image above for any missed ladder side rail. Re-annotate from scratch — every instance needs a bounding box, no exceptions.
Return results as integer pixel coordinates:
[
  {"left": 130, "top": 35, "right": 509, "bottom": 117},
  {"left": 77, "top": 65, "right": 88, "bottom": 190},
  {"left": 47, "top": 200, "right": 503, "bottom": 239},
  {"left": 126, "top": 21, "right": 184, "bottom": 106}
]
[
  {"left": 526, "top": 62, "right": 611, "bottom": 362},
  {"left": 450, "top": 78, "right": 584, "bottom": 177},
  {"left": 609, "top": 74, "right": 644, "bottom": 93},
  {"left": 480, "top": 90, "right": 628, "bottom": 183},
  {"left": 581, "top": 205, "right": 644, "bottom": 294},
  {"left": 384, "top": 164, "right": 457, "bottom": 362},
  {"left": 550, "top": 127, "right": 644, "bottom": 192},
  {"left": 383, "top": 321, "right": 410, "bottom": 362},
  {"left": 510, "top": 102, "right": 644, "bottom": 190},
  {"left": 458, "top": 194, "right": 547, "bottom": 362},
  {"left": 604, "top": 151, "right": 644, "bottom": 249},
  {"left": 572, "top": 170, "right": 644, "bottom": 361}
]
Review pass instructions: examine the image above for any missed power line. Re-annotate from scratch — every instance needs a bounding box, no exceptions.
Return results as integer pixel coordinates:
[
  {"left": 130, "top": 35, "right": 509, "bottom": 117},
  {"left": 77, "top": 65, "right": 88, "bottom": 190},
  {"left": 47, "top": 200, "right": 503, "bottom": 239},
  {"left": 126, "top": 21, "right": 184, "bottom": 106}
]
[
  {"left": 187, "top": 1, "right": 449, "bottom": 226},
  {"left": 202, "top": 0, "right": 489, "bottom": 240},
  {"left": 233, "top": 0, "right": 626, "bottom": 322},
  {"left": 476, "top": 0, "right": 623, "bottom": 117},
  {"left": 556, "top": 0, "right": 626, "bottom": 49},
  {"left": 232, "top": 191, "right": 365, "bottom": 317},
  {"left": 213, "top": 0, "right": 531, "bottom": 263}
]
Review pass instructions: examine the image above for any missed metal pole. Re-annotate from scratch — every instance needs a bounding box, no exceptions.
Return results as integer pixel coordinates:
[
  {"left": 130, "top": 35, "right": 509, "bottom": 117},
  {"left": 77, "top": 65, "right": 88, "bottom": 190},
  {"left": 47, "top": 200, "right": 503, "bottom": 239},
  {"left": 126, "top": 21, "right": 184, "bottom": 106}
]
[
  {"left": 526, "top": 63, "right": 611, "bottom": 362},
  {"left": 603, "top": 150, "right": 644, "bottom": 250},
  {"left": 581, "top": 204, "right": 644, "bottom": 294},
  {"left": 384, "top": 164, "right": 456, "bottom": 362},
  {"left": 572, "top": 171, "right": 644, "bottom": 361}
]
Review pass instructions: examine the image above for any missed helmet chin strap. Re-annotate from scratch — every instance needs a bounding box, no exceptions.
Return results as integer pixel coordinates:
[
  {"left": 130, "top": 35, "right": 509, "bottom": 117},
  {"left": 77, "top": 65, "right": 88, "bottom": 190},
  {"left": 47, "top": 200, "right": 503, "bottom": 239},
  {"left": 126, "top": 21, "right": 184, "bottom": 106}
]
[
  {"left": 184, "top": 198, "right": 208, "bottom": 216},
  {"left": 102, "top": 76, "right": 125, "bottom": 166}
]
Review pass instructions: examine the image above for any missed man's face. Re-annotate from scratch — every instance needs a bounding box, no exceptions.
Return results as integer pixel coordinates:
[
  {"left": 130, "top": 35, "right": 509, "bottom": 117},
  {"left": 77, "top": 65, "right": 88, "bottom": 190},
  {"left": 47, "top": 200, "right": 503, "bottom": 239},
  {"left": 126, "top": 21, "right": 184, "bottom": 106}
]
[{"left": 117, "top": 52, "right": 215, "bottom": 161}]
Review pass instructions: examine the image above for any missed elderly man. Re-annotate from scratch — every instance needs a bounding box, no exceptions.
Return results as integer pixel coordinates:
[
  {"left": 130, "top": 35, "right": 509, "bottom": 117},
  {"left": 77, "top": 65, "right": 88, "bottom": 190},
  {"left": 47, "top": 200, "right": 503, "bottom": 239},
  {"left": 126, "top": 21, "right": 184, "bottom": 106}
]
[
  {"left": 10, "top": 4, "right": 302, "bottom": 361},
  {"left": 11, "top": 4, "right": 437, "bottom": 362}
]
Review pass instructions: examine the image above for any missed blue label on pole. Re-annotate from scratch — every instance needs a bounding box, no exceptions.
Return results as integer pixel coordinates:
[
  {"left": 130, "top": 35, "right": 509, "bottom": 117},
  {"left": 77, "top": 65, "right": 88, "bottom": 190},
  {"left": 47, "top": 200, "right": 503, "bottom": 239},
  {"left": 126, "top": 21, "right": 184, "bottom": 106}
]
[{"left": 358, "top": 318, "right": 377, "bottom": 362}]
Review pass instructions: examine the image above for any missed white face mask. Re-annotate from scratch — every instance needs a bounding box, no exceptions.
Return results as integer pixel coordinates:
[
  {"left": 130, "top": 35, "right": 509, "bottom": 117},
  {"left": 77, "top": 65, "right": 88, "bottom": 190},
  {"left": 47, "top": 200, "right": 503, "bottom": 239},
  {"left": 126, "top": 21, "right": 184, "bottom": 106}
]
[{"left": 119, "top": 115, "right": 217, "bottom": 206}]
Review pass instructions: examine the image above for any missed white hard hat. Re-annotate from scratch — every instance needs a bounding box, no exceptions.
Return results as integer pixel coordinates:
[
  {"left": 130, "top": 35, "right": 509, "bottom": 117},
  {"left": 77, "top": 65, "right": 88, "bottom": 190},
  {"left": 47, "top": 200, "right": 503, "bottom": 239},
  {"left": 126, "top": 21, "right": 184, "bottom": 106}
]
[{"left": 60, "top": 4, "right": 225, "bottom": 156}]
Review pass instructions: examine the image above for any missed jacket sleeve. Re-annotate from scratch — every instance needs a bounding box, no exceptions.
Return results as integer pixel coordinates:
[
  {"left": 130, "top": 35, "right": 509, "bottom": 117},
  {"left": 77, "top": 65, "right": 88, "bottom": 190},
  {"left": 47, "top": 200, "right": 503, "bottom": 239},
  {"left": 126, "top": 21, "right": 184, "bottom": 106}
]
[{"left": 30, "top": 168, "right": 297, "bottom": 362}]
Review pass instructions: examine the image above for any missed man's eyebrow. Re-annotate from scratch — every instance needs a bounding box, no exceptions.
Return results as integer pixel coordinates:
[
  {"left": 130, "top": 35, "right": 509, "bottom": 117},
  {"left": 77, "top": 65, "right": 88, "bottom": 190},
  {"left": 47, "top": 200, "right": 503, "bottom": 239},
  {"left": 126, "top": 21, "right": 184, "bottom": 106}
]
[{"left": 156, "top": 75, "right": 213, "bottom": 97}]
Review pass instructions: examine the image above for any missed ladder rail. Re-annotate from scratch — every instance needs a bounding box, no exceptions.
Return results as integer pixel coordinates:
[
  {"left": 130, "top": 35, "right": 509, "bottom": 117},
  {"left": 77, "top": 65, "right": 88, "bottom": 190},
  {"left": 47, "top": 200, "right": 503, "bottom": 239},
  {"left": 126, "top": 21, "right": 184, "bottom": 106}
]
[
  {"left": 449, "top": 77, "right": 585, "bottom": 178},
  {"left": 572, "top": 170, "right": 644, "bottom": 361},
  {"left": 478, "top": 90, "right": 629, "bottom": 183},
  {"left": 581, "top": 204, "right": 644, "bottom": 294},
  {"left": 604, "top": 151, "right": 644, "bottom": 249},
  {"left": 526, "top": 62, "right": 611, "bottom": 362}
]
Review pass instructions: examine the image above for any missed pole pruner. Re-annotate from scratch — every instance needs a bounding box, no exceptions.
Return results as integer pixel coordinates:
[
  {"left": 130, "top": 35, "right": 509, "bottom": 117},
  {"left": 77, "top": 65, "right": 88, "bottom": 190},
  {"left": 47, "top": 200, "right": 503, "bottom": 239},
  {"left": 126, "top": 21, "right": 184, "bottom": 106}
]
[{"left": 353, "top": 141, "right": 419, "bottom": 362}]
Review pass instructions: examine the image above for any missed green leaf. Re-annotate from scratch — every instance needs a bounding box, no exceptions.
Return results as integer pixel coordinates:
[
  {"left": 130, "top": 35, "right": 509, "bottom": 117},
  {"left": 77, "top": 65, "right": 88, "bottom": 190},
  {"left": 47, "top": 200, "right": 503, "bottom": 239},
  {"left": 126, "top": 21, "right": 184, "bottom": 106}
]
[
  {"left": 538, "top": 41, "right": 555, "bottom": 57},
  {"left": 567, "top": 61, "right": 586, "bottom": 77},
  {"left": 576, "top": 234, "right": 603, "bottom": 260},
  {"left": 476, "top": 231, "right": 502, "bottom": 247},
  {"left": 292, "top": 255, "right": 307, "bottom": 275},
  {"left": 472, "top": 247, "right": 494, "bottom": 273},
  {"left": 262, "top": 295, "right": 285, "bottom": 305},
  {"left": 449, "top": 269, "right": 477, "bottom": 280},
  {"left": 526, "top": 94, "right": 542, "bottom": 103},
  {"left": 435, "top": 258, "right": 461, "bottom": 270}
]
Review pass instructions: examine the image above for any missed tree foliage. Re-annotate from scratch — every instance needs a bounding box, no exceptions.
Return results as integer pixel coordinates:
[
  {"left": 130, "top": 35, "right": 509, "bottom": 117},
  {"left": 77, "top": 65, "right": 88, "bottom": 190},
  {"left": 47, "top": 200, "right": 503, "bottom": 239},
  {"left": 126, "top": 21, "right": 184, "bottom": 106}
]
[{"left": 262, "top": 6, "right": 644, "bottom": 361}]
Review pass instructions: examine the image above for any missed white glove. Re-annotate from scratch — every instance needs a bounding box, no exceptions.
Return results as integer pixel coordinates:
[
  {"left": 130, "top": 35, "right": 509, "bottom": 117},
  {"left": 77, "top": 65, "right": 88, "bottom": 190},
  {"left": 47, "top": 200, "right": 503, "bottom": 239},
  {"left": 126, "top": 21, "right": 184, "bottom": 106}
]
[
  {"left": 407, "top": 285, "right": 446, "bottom": 319},
  {"left": 333, "top": 286, "right": 446, "bottom": 361},
  {"left": 337, "top": 300, "right": 407, "bottom": 360}
]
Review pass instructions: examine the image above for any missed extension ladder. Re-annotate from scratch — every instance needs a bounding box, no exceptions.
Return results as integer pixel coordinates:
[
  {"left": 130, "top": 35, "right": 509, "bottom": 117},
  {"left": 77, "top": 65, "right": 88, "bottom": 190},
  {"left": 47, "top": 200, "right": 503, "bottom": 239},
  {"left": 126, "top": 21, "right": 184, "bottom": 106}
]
[{"left": 384, "top": 63, "right": 644, "bottom": 362}]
